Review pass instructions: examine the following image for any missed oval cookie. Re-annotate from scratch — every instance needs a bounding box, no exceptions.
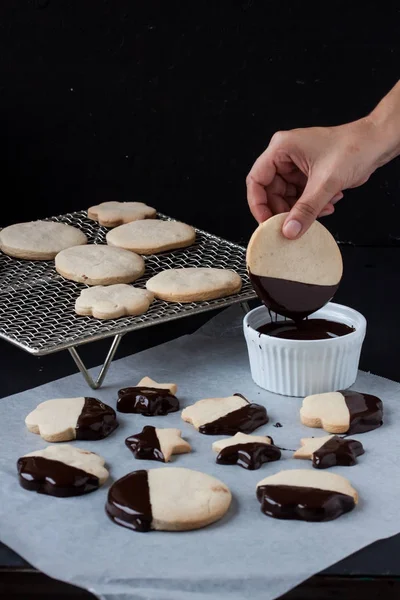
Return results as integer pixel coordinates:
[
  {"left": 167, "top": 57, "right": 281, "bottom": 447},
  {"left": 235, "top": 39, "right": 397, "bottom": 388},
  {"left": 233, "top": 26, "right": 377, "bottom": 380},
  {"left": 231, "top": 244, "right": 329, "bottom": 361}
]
[
  {"left": 256, "top": 469, "right": 358, "bottom": 521},
  {"left": 0, "top": 221, "right": 87, "bottom": 260},
  {"left": 55, "top": 245, "right": 145, "bottom": 285},
  {"left": 106, "top": 468, "right": 232, "bottom": 531},
  {"left": 88, "top": 201, "right": 156, "bottom": 227},
  {"left": 17, "top": 445, "right": 109, "bottom": 497},
  {"left": 146, "top": 268, "right": 242, "bottom": 303},
  {"left": 247, "top": 213, "right": 343, "bottom": 319},
  {"left": 106, "top": 220, "right": 196, "bottom": 255}
]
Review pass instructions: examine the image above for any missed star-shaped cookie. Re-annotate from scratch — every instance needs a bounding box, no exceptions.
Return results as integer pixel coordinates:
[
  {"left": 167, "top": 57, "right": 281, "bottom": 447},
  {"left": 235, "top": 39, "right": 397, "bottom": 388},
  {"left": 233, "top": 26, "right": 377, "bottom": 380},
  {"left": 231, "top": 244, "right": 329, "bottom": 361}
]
[
  {"left": 212, "top": 432, "right": 281, "bottom": 470},
  {"left": 137, "top": 376, "right": 178, "bottom": 396},
  {"left": 294, "top": 435, "right": 364, "bottom": 469},
  {"left": 125, "top": 426, "right": 191, "bottom": 462}
]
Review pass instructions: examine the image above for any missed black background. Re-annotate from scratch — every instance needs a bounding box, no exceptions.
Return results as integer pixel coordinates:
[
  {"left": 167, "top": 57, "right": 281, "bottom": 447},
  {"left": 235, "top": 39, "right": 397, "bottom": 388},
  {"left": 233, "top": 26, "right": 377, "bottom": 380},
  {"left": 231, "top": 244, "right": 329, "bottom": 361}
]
[{"left": 0, "top": 0, "right": 399, "bottom": 245}]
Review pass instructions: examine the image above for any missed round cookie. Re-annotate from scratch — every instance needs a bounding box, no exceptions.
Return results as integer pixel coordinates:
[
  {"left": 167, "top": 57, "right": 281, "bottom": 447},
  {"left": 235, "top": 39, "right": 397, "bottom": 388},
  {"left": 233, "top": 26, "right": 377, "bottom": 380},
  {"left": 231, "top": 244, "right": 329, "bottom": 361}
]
[
  {"left": 246, "top": 213, "right": 343, "bottom": 319},
  {"left": 146, "top": 268, "right": 242, "bottom": 303},
  {"left": 0, "top": 220, "right": 87, "bottom": 260},
  {"left": 75, "top": 284, "right": 154, "bottom": 320},
  {"left": 88, "top": 201, "right": 156, "bottom": 228},
  {"left": 256, "top": 469, "right": 358, "bottom": 521},
  {"left": 55, "top": 245, "right": 145, "bottom": 285},
  {"left": 17, "top": 445, "right": 109, "bottom": 497},
  {"left": 106, "top": 467, "right": 232, "bottom": 531},
  {"left": 25, "top": 397, "right": 118, "bottom": 442},
  {"left": 106, "top": 220, "right": 196, "bottom": 255}
]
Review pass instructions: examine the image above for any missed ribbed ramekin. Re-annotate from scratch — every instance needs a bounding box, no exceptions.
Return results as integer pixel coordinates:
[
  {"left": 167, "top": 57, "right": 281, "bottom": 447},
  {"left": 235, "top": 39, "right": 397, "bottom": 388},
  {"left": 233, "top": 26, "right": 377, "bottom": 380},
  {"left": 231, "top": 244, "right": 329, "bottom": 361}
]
[{"left": 243, "top": 302, "right": 366, "bottom": 397}]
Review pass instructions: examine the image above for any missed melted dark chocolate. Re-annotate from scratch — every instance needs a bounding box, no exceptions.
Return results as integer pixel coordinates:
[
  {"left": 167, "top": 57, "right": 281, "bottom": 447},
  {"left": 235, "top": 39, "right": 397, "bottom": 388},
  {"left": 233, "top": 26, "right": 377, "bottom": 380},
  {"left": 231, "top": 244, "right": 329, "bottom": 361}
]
[
  {"left": 257, "top": 319, "right": 355, "bottom": 340},
  {"left": 313, "top": 436, "right": 364, "bottom": 469},
  {"left": 125, "top": 426, "right": 164, "bottom": 462},
  {"left": 199, "top": 398, "right": 268, "bottom": 435},
  {"left": 257, "top": 484, "right": 355, "bottom": 521},
  {"left": 106, "top": 470, "right": 152, "bottom": 532},
  {"left": 342, "top": 390, "right": 383, "bottom": 434},
  {"left": 17, "top": 456, "right": 99, "bottom": 497},
  {"left": 117, "top": 387, "right": 180, "bottom": 416},
  {"left": 249, "top": 272, "right": 339, "bottom": 320},
  {"left": 217, "top": 442, "right": 281, "bottom": 470},
  {"left": 75, "top": 397, "right": 118, "bottom": 440}
]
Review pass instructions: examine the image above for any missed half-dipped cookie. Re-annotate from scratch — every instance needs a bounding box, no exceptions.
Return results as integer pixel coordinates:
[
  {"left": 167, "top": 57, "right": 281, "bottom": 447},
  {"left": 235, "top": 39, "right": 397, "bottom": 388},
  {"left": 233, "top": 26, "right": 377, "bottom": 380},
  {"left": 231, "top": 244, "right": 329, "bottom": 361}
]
[
  {"left": 106, "top": 467, "right": 232, "bottom": 532},
  {"left": 25, "top": 397, "right": 118, "bottom": 442},
  {"left": 181, "top": 393, "right": 268, "bottom": 435},
  {"left": 256, "top": 469, "right": 358, "bottom": 522},
  {"left": 17, "top": 445, "right": 109, "bottom": 497},
  {"left": 300, "top": 390, "right": 383, "bottom": 434},
  {"left": 125, "top": 426, "right": 191, "bottom": 462},
  {"left": 294, "top": 435, "right": 364, "bottom": 468},
  {"left": 117, "top": 386, "right": 179, "bottom": 416},
  {"left": 212, "top": 432, "right": 281, "bottom": 470},
  {"left": 247, "top": 213, "right": 343, "bottom": 319}
]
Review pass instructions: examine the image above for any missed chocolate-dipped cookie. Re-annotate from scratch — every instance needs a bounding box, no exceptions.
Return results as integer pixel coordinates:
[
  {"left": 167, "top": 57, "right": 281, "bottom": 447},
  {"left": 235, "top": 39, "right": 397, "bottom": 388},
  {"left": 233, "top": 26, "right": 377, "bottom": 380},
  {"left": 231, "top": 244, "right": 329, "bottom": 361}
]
[
  {"left": 117, "top": 387, "right": 179, "bottom": 416},
  {"left": 212, "top": 432, "right": 281, "bottom": 470},
  {"left": 125, "top": 426, "right": 191, "bottom": 462},
  {"left": 181, "top": 393, "right": 268, "bottom": 435},
  {"left": 25, "top": 397, "right": 118, "bottom": 442},
  {"left": 256, "top": 469, "right": 358, "bottom": 522},
  {"left": 294, "top": 435, "right": 364, "bottom": 468}
]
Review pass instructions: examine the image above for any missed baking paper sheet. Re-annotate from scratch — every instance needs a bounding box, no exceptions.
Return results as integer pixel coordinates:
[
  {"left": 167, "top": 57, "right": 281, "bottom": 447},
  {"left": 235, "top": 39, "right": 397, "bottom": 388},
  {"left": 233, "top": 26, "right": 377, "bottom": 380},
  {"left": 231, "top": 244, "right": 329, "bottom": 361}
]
[{"left": 0, "top": 306, "right": 399, "bottom": 600}]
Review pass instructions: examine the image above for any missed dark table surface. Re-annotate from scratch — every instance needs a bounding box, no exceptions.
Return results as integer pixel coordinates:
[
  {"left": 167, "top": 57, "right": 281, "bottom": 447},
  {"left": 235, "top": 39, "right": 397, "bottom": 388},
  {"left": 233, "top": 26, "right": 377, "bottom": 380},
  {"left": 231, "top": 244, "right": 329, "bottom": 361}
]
[{"left": 1, "top": 245, "right": 400, "bottom": 599}]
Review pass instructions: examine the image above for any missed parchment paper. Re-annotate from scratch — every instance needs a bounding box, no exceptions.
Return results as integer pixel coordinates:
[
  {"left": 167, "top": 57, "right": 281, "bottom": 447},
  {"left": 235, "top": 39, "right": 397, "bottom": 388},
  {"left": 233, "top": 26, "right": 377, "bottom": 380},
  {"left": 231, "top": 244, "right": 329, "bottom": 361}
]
[{"left": 0, "top": 306, "right": 399, "bottom": 600}]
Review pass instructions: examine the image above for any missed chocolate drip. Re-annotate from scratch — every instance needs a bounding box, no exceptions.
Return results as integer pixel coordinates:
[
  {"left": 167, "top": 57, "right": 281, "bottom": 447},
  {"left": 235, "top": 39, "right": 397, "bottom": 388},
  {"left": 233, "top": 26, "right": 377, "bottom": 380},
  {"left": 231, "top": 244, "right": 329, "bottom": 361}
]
[
  {"left": 257, "top": 484, "right": 355, "bottom": 521},
  {"left": 342, "top": 391, "right": 383, "bottom": 434},
  {"left": 17, "top": 456, "right": 99, "bottom": 497},
  {"left": 217, "top": 442, "right": 281, "bottom": 470},
  {"left": 313, "top": 436, "right": 364, "bottom": 469},
  {"left": 257, "top": 319, "right": 355, "bottom": 340},
  {"left": 106, "top": 470, "right": 152, "bottom": 532},
  {"left": 199, "top": 402, "right": 268, "bottom": 435},
  {"left": 117, "top": 387, "right": 179, "bottom": 416},
  {"left": 75, "top": 397, "right": 118, "bottom": 440},
  {"left": 249, "top": 272, "right": 339, "bottom": 320},
  {"left": 125, "top": 426, "right": 164, "bottom": 462}
]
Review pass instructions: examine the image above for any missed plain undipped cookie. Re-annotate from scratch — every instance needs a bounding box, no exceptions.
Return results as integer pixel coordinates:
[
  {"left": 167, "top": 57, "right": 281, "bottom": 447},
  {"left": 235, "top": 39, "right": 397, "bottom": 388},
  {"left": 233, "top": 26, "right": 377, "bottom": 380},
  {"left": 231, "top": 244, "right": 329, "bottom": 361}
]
[
  {"left": 88, "top": 201, "right": 156, "bottom": 227},
  {"left": 106, "top": 219, "right": 196, "bottom": 255},
  {"left": 256, "top": 469, "right": 358, "bottom": 521},
  {"left": 0, "top": 220, "right": 87, "bottom": 260},
  {"left": 25, "top": 397, "right": 118, "bottom": 442},
  {"left": 55, "top": 245, "right": 145, "bottom": 285},
  {"left": 125, "top": 426, "right": 191, "bottom": 462},
  {"left": 17, "top": 445, "right": 109, "bottom": 497},
  {"left": 75, "top": 284, "right": 154, "bottom": 319},
  {"left": 146, "top": 268, "right": 242, "bottom": 303},
  {"left": 106, "top": 467, "right": 232, "bottom": 531}
]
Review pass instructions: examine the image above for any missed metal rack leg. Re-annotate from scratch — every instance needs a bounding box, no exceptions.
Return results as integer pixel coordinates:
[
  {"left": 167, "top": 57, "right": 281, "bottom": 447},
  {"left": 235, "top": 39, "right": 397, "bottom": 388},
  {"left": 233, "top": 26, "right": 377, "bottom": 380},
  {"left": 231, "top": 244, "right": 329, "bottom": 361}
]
[
  {"left": 240, "top": 301, "right": 251, "bottom": 314},
  {"left": 68, "top": 334, "right": 124, "bottom": 390}
]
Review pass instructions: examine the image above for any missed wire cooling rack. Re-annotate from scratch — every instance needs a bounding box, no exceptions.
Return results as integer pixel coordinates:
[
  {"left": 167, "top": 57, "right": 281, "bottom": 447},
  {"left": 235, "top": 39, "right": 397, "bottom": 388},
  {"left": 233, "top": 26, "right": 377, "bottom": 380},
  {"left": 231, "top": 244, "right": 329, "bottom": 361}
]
[{"left": 0, "top": 211, "right": 255, "bottom": 387}]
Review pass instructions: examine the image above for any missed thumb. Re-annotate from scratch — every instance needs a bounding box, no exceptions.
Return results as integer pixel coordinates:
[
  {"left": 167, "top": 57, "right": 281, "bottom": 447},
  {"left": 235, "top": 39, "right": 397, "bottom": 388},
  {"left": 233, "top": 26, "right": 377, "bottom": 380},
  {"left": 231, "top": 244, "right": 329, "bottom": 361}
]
[{"left": 282, "top": 178, "right": 339, "bottom": 239}]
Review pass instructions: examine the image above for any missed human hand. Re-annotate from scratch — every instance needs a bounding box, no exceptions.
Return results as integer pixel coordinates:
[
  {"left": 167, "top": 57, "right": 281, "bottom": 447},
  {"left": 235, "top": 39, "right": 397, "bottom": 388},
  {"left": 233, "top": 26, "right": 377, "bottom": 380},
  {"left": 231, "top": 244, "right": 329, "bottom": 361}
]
[{"left": 246, "top": 119, "right": 384, "bottom": 239}]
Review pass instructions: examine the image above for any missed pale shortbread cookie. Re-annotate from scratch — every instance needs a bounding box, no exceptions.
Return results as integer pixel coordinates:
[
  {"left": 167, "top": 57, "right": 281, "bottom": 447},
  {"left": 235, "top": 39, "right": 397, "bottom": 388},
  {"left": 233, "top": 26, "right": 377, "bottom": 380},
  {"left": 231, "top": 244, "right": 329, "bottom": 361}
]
[
  {"left": 22, "top": 445, "right": 109, "bottom": 485},
  {"left": 88, "top": 201, "right": 156, "bottom": 227},
  {"left": 55, "top": 244, "right": 145, "bottom": 285},
  {"left": 137, "top": 376, "right": 178, "bottom": 396},
  {"left": 247, "top": 212, "right": 342, "bottom": 285},
  {"left": 25, "top": 397, "right": 117, "bottom": 442},
  {"left": 300, "top": 392, "right": 349, "bottom": 433},
  {"left": 212, "top": 432, "right": 273, "bottom": 453},
  {"left": 126, "top": 426, "right": 191, "bottom": 462},
  {"left": 294, "top": 435, "right": 336, "bottom": 459},
  {"left": 182, "top": 395, "right": 248, "bottom": 430},
  {"left": 256, "top": 469, "right": 358, "bottom": 504},
  {"left": 106, "top": 219, "right": 196, "bottom": 255},
  {"left": 0, "top": 221, "right": 87, "bottom": 260},
  {"left": 75, "top": 284, "right": 154, "bottom": 319},
  {"left": 146, "top": 268, "right": 242, "bottom": 303}
]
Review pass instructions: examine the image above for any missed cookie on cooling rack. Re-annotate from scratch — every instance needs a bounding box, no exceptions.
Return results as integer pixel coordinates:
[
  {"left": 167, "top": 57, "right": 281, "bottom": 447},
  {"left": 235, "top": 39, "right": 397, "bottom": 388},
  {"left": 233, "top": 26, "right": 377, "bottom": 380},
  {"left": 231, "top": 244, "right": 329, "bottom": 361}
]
[
  {"left": 88, "top": 201, "right": 156, "bottom": 227},
  {"left": 0, "top": 221, "right": 87, "bottom": 260},
  {"left": 55, "top": 244, "right": 145, "bottom": 285},
  {"left": 75, "top": 284, "right": 154, "bottom": 319},
  {"left": 106, "top": 219, "right": 196, "bottom": 255},
  {"left": 145, "top": 267, "right": 242, "bottom": 302}
]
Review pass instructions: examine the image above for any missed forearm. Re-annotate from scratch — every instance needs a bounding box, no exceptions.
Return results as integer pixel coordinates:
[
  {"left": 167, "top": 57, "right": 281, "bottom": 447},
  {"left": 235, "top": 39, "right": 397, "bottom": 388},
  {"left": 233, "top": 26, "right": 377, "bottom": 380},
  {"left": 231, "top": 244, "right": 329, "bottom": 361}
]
[{"left": 365, "top": 80, "right": 400, "bottom": 166}]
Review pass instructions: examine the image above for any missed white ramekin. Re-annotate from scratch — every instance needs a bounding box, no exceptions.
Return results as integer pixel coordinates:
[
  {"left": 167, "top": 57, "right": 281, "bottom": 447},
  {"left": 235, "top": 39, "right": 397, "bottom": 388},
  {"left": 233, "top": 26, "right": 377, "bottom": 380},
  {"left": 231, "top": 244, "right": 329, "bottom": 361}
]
[{"left": 243, "top": 302, "right": 366, "bottom": 397}]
